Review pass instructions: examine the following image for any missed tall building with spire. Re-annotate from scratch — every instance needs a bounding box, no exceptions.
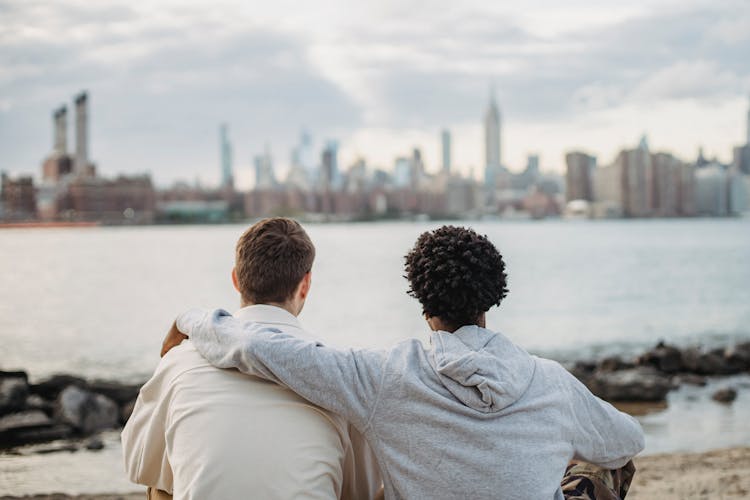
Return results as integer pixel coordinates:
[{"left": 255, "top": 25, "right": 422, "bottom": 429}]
[
  {"left": 484, "top": 85, "right": 501, "bottom": 189},
  {"left": 219, "top": 123, "right": 234, "bottom": 189}
]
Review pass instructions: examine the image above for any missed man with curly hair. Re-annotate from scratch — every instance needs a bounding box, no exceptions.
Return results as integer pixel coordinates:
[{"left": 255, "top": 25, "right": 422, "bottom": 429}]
[{"left": 167, "top": 224, "right": 644, "bottom": 499}]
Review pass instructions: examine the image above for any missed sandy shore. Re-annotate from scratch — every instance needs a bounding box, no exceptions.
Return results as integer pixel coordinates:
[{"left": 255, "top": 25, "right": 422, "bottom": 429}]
[
  {"left": 2, "top": 447, "right": 748, "bottom": 499},
  {"left": 628, "top": 447, "right": 750, "bottom": 499}
]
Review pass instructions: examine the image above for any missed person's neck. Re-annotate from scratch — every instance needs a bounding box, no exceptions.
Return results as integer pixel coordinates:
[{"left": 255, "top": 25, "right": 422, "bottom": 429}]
[{"left": 240, "top": 300, "right": 298, "bottom": 317}]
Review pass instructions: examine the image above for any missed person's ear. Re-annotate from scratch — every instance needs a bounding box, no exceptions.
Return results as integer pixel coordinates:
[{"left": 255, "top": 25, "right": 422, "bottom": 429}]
[
  {"left": 231, "top": 267, "right": 241, "bottom": 293},
  {"left": 299, "top": 272, "right": 312, "bottom": 300}
]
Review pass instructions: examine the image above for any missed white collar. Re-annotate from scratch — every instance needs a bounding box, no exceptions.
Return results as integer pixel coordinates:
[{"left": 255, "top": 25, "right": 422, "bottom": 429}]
[{"left": 233, "top": 304, "right": 302, "bottom": 330}]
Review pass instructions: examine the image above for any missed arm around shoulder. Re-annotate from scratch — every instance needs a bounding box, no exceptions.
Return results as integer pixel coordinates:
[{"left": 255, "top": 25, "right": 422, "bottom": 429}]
[{"left": 180, "top": 309, "right": 389, "bottom": 430}]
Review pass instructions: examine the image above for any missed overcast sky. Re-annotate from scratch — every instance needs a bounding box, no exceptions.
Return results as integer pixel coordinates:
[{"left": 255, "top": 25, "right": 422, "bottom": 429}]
[{"left": 1, "top": 0, "right": 749, "bottom": 188}]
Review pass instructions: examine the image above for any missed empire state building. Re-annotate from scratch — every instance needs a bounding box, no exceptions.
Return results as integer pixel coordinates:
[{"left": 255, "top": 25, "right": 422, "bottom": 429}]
[{"left": 484, "top": 87, "right": 502, "bottom": 189}]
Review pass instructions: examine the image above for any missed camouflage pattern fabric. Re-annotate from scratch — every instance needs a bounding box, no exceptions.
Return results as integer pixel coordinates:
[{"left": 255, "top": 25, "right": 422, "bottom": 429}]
[{"left": 561, "top": 460, "right": 636, "bottom": 499}]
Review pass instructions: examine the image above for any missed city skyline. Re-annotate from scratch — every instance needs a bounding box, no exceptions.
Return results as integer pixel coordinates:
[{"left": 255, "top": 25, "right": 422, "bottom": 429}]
[{"left": 1, "top": 0, "right": 749, "bottom": 188}]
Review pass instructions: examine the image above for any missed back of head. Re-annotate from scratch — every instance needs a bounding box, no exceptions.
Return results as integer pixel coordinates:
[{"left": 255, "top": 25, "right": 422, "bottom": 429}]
[
  {"left": 235, "top": 217, "right": 315, "bottom": 304},
  {"left": 404, "top": 225, "right": 509, "bottom": 330}
]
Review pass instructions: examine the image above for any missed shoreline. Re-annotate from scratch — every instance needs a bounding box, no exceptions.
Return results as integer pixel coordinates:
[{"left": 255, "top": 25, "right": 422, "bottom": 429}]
[
  {"left": 1, "top": 447, "right": 748, "bottom": 499},
  {"left": 2, "top": 340, "right": 748, "bottom": 451}
]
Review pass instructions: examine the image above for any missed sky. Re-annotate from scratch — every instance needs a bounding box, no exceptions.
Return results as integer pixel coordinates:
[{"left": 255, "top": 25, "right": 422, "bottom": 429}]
[{"left": 1, "top": 0, "right": 749, "bottom": 189}]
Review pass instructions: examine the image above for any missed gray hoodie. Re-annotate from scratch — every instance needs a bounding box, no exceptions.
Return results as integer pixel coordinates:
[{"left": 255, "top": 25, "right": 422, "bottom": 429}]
[{"left": 178, "top": 309, "right": 644, "bottom": 500}]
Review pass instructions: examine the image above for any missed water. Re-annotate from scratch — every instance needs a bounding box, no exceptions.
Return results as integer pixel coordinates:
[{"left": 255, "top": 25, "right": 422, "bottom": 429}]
[{"left": 1, "top": 218, "right": 750, "bottom": 494}]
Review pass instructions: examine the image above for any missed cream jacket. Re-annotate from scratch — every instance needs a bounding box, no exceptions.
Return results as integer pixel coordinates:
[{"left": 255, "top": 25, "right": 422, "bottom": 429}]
[{"left": 121, "top": 305, "right": 381, "bottom": 500}]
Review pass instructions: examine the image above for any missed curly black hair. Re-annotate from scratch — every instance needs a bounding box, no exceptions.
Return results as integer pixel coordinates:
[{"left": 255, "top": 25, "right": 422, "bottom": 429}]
[{"left": 404, "top": 225, "right": 509, "bottom": 329}]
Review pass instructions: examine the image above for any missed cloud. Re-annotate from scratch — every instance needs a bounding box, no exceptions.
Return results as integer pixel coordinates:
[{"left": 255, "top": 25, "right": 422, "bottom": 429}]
[{"left": 0, "top": 0, "right": 748, "bottom": 183}]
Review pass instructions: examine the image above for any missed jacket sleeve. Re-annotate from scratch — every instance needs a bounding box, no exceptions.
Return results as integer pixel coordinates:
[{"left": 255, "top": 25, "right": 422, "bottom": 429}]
[
  {"left": 177, "top": 308, "right": 388, "bottom": 431},
  {"left": 120, "top": 358, "right": 176, "bottom": 493},
  {"left": 566, "top": 371, "right": 645, "bottom": 469}
]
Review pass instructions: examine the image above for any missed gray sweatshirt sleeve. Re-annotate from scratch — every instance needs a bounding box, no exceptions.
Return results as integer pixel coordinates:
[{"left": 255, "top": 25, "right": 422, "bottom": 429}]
[
  {"left": 566, "top": 373, "right": 645, "bottom": 469},
  {"left": 177, "top": 308, "right": 388, "bottom": 431}
]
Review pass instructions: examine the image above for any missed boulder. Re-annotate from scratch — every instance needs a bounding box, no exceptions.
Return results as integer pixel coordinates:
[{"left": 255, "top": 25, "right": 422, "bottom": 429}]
[
  {"left": 637, "top": 342, "right": 683, "bottom": 374},
  {"left": 85, "top": 436, "right": 105, "bottom": 450},
  {"left": 88, "top": 380, "right": 142, "bottom": 405},
  {"left": 586, "top": 367, "right": 672, "bottom": 402},
  {"left": 0, "top": 410, "right": 52, "bottom": 432},
  {"left": 56, "top": 385, "right": 119, "bottom": 435},
  {"left": 712, "top": 387, "right": 738, "bottom": 404},
  {"left": 597, "top": 356, "right": 634, "bottom": 373},
  {"left": 671, "top": 373, "right": 707, "bottom": 387},
  {"left": 0, "top": 370, "right": 28, "bottom": 381},
  {"left": 0, "top": 410, "right": 71, "bottom": 447},
  {"left": 568, "top": 361, "right": 596, "bottom": 384},
  {"left": 0, "top": 377, "right": 29, "bottom": 415},
  {"left": 724, "top": 343, "right": 750, "bottom": 372},
  {"left": 24, "top": 394, "right": 54, "bottom": 416},
  {"left": 30, "top": 374, "right": 88, "bottom": 400},
  {"left": 681, "top": 348, "right": 727, "bottom": 375}
]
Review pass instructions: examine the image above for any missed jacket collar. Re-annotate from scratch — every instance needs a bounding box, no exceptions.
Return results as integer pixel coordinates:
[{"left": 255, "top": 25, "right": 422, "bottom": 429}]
[{"left": 234, "top": 304, "right": 302, "bottom": 330}]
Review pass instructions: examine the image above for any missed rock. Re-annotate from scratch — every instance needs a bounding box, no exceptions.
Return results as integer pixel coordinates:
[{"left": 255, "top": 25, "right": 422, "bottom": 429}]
[
  {"left": 0, "top": 410, "right": 72, "bottom": 447},
  {"left": 568, "top": 361, "right": 596, "bottom": 384},
  {"left": 672, "top": 373, "right": 707, "bottom": 386},
  {"left": 11, "top": 423, "right": 73, "bottom": 444},
  {"left": 682, "top": 347, "right": 728, "bottom": 375},
  {"left": 85, "top": 436, "right": 105, "bottom": 450},
  {"left": 0, "top": 410, "right": 53, "bottom": 432},
  {"left": 0, "top": 377, "right": 29, "bottom": 415},
  {"left": 597, "top": 356, "right": 634, "bottom": 373},
  {"left": 120, "top": 398, "right": 137, "bottom": 425},
  {"left": 586, "top": 367, "right": 672, "bottom": 402},
  {"left": 56, "top": 385, "right": 119, "bottom": 435},
  {"left": 33, "top": 441, "right": 78, "bottom": 454},
  {"left": 724, "top": 344, "right": 750, "bottom": 372},
  {"left": 88, "top": 380, "right": 142, "bottom": 405},
  {"left": 637, "top": 342, "right": 683, "bottom": 373},
  {"left": 30, "top": 374, "right": 88, "bottom": 400},
  {"left": 0, "top": 370, "right": 28, "bottom": 381},
  {"left": 712, "top": 387, "right": 738, "bottom": 404}
]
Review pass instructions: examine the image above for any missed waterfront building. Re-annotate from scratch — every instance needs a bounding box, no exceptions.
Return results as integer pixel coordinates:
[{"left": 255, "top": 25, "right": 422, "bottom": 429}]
[
  {"left": 220, "top": 124, "right": 234, "bottom": 190},
  {"left": 651, "top": 152, "right": 681, "bottom": 217},
  {"left": 393, "top": 157, "right": 412, "bottom": 189},
  {"left": 565, "top": 152, "right": 596, "bottom": 202},
  {"left": 695, "top": 164, "right": 729, "bottom": 216},
  {"left": 320, "top": 140, "right": 340, "bottom": 189},
  {"left": 0, "top": 173, "right": 36, "bottom": 221},
  {"left": 733, "top": 145, "right": 750, "bottom": 175},
  {"left": 254, "top": 145, "right": 277, "bottom": 190},
  {"left": 441, "top": 129, "right": 451, "bottom": 174}
]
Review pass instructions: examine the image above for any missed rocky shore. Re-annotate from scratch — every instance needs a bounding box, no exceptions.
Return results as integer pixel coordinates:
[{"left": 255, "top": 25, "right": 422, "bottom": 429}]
[
  {"left": 2, "top": 340, "right": 749, "bottom": 451},
  {"left": 567, "top": 340, "right": 750, "bottom": 403},
  {"left": 0, "top": 373, "right": 140, "bottom": 450}
]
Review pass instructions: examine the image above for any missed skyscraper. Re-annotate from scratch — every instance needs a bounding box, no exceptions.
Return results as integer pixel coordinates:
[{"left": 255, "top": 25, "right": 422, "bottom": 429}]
[
  {"left": 74, "top": 91, "right": 88, "bottom": 174},
  {"left": 565, "top": 152, "right": 596, "bottom": 202},
  {"left": 254, "top": 144, "right": 276, "bottom": 189},
  {"left": 484, "top": 85, "right": 501, "bottom": 188},
  {"left": 320, "top": 140, "right": 340, "bottom": 188},
  {"left": 219, "top": 124, "right": 234, "bottom": 189},
  {"left": 53, "top": 106, "right": 67, "bottom": 154},
  {"left": 441, "top": 129, "right": 451, "bottom": 174}
]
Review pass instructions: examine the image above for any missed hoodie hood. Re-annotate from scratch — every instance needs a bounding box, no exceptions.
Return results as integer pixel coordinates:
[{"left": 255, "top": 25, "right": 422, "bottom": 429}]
[{"left": 430, "top": 325, "right": 535, "bottom": 413}]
